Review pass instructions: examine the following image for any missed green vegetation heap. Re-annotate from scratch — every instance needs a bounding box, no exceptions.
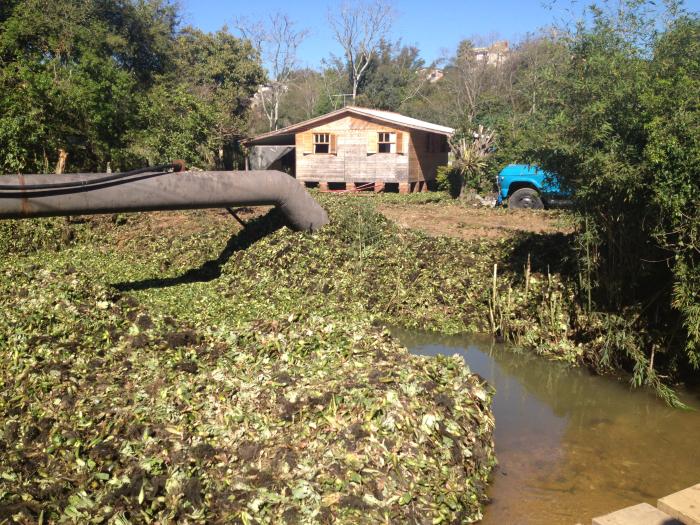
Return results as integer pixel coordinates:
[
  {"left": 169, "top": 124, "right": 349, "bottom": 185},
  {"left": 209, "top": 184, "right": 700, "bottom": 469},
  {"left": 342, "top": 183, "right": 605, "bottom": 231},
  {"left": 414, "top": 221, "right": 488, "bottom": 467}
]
[{"left": 0, "top": 198, "right": 498, "bottom": 524}]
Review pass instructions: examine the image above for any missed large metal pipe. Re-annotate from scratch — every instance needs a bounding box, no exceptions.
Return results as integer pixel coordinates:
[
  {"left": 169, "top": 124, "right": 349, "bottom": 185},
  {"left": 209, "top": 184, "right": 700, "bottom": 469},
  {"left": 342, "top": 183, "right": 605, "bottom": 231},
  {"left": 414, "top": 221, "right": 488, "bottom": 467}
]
[{"left": 0, "top": 170, "right": 329, "bottom": 232}]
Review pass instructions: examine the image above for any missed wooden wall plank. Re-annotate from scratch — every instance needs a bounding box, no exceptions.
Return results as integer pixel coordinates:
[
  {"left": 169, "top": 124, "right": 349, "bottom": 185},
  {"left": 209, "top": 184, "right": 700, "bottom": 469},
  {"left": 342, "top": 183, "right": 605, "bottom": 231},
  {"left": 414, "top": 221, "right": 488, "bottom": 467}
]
[
  {"left": 408, "top": 131, "right": 449, "bottom": 183},
  {"left": 294, "top": 114, "right": 447, "bottom": 184}
]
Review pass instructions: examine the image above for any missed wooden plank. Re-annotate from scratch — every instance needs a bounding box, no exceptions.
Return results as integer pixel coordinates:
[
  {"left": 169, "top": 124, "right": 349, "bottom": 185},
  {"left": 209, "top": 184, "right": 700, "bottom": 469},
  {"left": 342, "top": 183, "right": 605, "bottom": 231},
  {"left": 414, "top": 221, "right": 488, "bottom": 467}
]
[
  {"left": 658, "top": 483, "right": 700, "bottom": 525},
  {"left": 367, "top": 131, "right": 378, "bottom": 154},
  {"left": 408, "top": 131, "right": 449, "bottom": 182},
  {"left": 592, "top": 503, "right": 682, "bottom": 525},
  {"left": 330, "top": 134, "right": 337, "bottom": 155},
  {"left": 408, "top": 132, "right": 423, "bottom": 181},
  {"left": 295, "top": 117, "right": 411, "bottom": 183},
  {"left": 396, "top": 131, "right": 404, "bottom": 154},
  {"left": 296, "top": 132, "right": 313, "bottom": 155},
  {"left": 310, "top": 115, "right": 353, "bottom": 132}
]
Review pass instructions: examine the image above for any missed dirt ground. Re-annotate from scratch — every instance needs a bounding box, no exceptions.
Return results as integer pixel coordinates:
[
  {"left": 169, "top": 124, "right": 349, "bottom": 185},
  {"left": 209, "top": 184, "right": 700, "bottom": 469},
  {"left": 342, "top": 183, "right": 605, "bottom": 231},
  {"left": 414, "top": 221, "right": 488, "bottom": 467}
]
[{"left": 379, "top": 204, "right": 574, "bottom": 240}]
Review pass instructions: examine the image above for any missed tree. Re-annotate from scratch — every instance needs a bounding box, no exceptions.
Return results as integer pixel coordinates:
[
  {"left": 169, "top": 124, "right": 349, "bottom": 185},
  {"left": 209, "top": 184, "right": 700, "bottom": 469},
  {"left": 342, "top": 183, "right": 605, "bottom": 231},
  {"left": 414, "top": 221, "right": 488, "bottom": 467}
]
[
  {"left": 126, "top": 84, "right": 218, "bottom": 167},
  {"left": 328, "top": 0, "right": 394, "bottom": 102},
  {"left": 174, "top": 27, "right": 264, "bottom": 166},
  {"left": 507, "top": 35, "right": 565, "bottom": 117},
  {"left": 0, "top": 0, "right": 175, "bottom": 173},
  {"left": 277, "top": 69, "right": 324, "bottom": 125},
  {"left": 443, "top": 39, "right": 506, "bottom": 126},
  {"left": 0, "top": 1, "right": 265, "bottom": 173},
  {"left": 644, "top": 17, "right": 700, "bottom": 367},
  {"left": 516, "top": 1, "right": 698, "bottom": 402},
  {"left": 355, "top": 40, "right": 427, "bottom": 111},
  {"left": 235, "top": 13, "right": 308, "bottom": 131}
]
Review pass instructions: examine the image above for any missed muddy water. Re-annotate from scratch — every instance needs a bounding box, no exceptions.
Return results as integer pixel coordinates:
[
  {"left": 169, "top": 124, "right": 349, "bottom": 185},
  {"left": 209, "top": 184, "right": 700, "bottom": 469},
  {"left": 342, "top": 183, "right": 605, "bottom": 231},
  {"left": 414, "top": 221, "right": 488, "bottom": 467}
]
[{"left": 393, "top": 329, "right": 700, "bottom": 525}]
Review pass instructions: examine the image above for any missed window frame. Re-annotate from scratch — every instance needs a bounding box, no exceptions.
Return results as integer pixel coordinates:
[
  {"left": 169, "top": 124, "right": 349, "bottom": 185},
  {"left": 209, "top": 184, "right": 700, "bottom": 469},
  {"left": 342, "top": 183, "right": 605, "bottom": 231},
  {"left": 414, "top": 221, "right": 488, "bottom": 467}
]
[
  {"left": 313, "top": 133, "right": 331, "bottom": 154},
  {"left": 378, "top": 132, "right": 397, "bottom": 154}
]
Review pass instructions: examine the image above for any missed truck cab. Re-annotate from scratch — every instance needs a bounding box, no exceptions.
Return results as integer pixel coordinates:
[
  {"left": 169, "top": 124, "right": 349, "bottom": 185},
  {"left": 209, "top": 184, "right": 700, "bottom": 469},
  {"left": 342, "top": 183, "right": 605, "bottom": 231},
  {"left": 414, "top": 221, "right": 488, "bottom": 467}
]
[{"left": 496, "top": 164, "right": 569, "bottom": 209}]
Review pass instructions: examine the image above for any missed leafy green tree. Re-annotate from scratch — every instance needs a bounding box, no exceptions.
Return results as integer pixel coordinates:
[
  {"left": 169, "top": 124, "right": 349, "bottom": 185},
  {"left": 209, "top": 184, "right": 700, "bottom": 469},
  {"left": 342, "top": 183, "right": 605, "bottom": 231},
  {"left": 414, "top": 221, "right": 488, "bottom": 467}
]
[
  {"left": 355, "top": 40, "right": 426, "bottom": 111},
  {"left": 0, "top": 1, "right": 264, "bottom": 173},
  {"left": 514, "top": 2, "right": 699, "bottom": 399},
  {"left": 173, "top": 27, "right": 264, "bottom": 167},
  {"left": 644, "top": 17, "right": 700, "bottom": 366},
  {"left": 126, "top": 84, "right": 218, "bottom": 167},
  {"left": 0, "top": 0, "right": 176, "bottom": 172}
]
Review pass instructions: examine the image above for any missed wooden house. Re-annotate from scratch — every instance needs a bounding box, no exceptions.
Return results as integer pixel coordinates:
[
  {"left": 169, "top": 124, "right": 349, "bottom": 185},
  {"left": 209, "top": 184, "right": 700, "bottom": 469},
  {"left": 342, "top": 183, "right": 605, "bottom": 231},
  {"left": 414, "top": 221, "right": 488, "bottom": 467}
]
[{"left": 244, "top": 107, "right": 453, "bottom": 193}]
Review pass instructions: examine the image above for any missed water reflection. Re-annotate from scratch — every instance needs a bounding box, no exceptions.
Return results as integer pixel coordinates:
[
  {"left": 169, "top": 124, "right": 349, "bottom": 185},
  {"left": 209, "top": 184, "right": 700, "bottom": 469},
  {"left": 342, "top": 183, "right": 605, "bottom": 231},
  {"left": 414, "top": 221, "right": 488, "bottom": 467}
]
[{"left": 394, "top": 329, "right": 700, "bottom": 525}]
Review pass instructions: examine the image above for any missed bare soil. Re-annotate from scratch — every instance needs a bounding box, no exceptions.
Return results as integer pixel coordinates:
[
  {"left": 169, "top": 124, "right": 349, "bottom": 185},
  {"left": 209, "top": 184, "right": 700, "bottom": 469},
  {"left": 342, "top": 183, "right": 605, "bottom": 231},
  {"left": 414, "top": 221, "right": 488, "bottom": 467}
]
[{"left": 379, "top": 204, "right": 574, "bottom": 240}]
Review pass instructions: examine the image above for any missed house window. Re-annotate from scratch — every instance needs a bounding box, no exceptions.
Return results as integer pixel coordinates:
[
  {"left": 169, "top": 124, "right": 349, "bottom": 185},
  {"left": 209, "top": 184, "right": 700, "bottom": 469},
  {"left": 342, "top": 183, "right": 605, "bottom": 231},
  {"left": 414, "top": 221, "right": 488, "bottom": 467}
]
[
  {"left": 314, "top": 133, "right": 330, "bottom": 154},
  {"left": 378, "top": 132, "right": 397, "bottom": 153}
]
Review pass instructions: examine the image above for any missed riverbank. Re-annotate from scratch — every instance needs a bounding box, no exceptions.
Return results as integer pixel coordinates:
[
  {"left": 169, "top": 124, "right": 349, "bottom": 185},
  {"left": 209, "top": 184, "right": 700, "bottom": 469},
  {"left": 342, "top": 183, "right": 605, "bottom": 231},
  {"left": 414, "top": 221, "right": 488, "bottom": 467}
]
[
  {"left": 0, "top": 192, "right": 686, "bottom": 521},
  {"left": 374, "top": 193, "right": 691, "bottom": 405},
  {"left": 396, "top": 328, "right": 700, "bottom": 525}
]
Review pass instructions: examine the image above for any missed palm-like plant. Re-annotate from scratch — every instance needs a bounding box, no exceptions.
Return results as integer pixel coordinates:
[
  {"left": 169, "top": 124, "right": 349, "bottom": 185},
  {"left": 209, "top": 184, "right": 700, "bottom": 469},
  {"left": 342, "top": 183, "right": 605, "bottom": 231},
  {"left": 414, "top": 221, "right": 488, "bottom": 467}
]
[{"left": 449, "top": 125, "right": 496, "bottom": 197}]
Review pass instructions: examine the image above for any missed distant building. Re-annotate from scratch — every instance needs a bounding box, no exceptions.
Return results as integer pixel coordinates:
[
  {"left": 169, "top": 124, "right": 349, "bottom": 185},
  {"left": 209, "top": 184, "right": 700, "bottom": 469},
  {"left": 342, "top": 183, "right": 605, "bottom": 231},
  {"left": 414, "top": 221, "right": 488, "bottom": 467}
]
[
  {"left": 473, "top": 41, "right": 509, "bottom": 66},
  {"left": 251, "top": 83, "right": 287, "bottom": 109},
  {"left": 244, "top": 106, "right": 454, "bottom": 193},
  {"left": 425, "top": 68, "right": 444, "bottom": 83}
]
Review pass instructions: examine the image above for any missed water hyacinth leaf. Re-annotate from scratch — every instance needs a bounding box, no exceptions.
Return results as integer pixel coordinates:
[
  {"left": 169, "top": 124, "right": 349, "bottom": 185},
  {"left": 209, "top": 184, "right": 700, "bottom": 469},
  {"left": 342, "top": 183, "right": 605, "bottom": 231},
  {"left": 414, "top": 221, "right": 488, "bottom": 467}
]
[{"left": 0, "top": 199, "right": 498, "bottom": 523}]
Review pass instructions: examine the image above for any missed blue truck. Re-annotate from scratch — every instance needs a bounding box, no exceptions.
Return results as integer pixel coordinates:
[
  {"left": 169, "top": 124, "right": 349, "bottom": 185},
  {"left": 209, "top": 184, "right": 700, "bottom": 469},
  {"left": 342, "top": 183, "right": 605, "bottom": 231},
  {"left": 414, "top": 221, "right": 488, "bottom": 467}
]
[{"left": 496, "top": 164, "right": 570, "bottom": 209}]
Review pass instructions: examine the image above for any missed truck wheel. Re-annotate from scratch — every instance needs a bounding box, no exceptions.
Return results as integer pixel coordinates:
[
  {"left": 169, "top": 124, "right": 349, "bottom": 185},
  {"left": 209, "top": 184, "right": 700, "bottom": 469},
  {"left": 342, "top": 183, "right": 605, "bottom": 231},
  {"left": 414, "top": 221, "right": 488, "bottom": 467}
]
[{"left": 509, "top": 188, "right": 544, "bottom": 209}]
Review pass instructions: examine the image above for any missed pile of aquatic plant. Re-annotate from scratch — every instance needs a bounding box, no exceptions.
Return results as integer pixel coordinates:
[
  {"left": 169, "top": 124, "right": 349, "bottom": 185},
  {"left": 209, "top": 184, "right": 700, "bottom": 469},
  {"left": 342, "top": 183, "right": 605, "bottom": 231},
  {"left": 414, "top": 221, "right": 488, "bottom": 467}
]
[
  {"left": 0, "top": 198, "right": 594, "bottom": 365},
  {"left": 0, "top": 200, "right": 504, "bottom": 335},
  {"left": 0, "top": 218, "right": 79, "bottom": 254},
  {"left": 0, "top": 261, "right": 495, "bottom": 523},
  {"left": 3, "top": 195, "right": 678, "bottom": 401}
]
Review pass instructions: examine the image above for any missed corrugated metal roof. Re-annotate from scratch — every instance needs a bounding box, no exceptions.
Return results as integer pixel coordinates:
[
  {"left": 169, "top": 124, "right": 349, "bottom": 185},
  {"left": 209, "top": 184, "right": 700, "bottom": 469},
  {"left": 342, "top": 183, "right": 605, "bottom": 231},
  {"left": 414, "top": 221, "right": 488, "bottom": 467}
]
[
  {"left": 348, "top": 107, "right": 454, "bottom": 135},
  {"left": 245, "top": 107, "right": 454, "bottom": 145}
]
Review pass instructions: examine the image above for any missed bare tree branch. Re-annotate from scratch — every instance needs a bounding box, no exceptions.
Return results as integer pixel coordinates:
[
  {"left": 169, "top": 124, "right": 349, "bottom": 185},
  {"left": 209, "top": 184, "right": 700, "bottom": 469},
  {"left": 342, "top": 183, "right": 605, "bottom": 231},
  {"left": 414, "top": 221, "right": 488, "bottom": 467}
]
[
  {"left": 328, "top": 0, "right": 394, "bottom": 102},
  {"left": 235, "top": 13, "right": 308, "bottom": 130}
]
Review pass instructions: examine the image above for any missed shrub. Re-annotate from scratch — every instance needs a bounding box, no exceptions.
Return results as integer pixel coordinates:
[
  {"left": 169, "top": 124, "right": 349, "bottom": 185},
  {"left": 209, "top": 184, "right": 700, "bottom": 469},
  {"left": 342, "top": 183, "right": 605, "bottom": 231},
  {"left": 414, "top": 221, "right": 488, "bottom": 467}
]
[{"left": 436, "top": 165, "right": 462, "bottom": 197}]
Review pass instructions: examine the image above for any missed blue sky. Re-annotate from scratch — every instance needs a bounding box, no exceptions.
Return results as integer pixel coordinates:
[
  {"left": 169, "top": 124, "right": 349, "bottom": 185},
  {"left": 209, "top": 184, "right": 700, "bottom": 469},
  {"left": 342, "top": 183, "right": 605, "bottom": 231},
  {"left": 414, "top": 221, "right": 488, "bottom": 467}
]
[{"left": 179, "top": 0, "right": 700, "bottom": 68}]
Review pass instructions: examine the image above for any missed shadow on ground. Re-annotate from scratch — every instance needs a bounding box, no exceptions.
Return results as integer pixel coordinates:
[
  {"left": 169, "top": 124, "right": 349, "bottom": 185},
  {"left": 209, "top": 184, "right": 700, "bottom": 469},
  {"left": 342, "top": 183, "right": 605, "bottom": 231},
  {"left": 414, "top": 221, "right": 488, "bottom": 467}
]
[
  {"left": 113, "top": 209, "right": 286, "bottom": 292},
  {"left": 505, "top": 231, "right": 578, "bottom": 276}
]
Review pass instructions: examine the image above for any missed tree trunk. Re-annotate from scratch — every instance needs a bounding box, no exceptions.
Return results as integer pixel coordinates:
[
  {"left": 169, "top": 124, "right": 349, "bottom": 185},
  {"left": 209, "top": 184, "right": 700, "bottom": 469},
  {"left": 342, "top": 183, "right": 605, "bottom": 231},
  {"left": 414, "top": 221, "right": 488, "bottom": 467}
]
[
  {"left": 55, "top": 148, "right": 68, "bottom": 174},
  {"left": 55, "top": 148, "right": 71, "bottom": 231}
]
